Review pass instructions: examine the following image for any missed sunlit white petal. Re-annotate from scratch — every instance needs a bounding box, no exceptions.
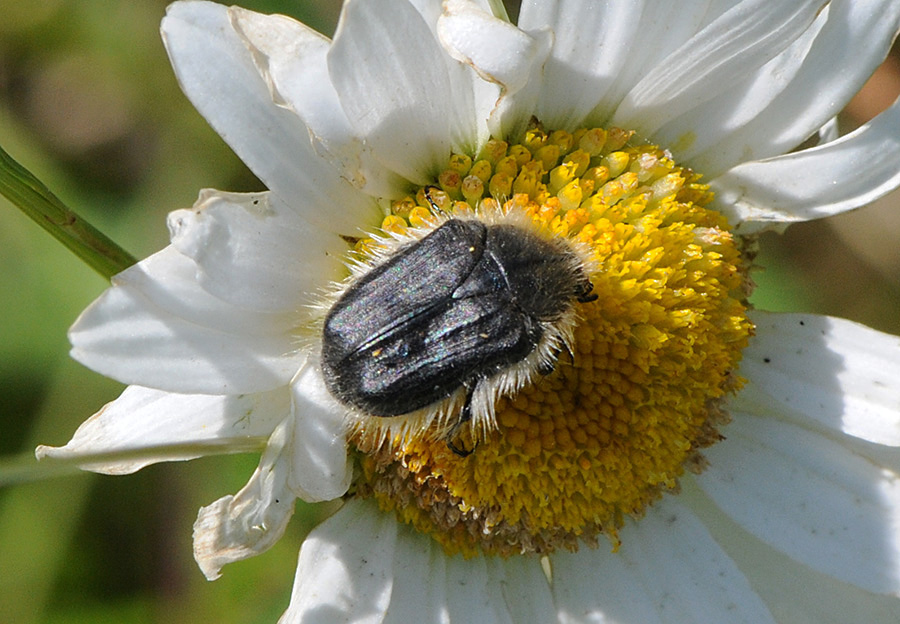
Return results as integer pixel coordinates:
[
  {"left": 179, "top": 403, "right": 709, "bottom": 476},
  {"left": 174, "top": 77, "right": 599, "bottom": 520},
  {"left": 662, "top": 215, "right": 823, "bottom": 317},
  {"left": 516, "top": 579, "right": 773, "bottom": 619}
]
[
  {"left": 162, "top": 1, "right": 379, "bottom": 231},
  {"left": 654, "top": 8, "right": 826, "bottom": 167},
  {"left": 582, "top": 1, "right": 720, "bottom": 126},
  {"left": 328, "top": 0, "right": 461, "bottom": 184},
  {"left": 408, "top": 0, "right": 498, "bottom": 153},
  {"left": 520, "top": 0, "right": 722, "bottom": 132},
  {"left": 69, "top": 247, "right": 304, "bottom": 394},
  {"left": 689, "top": 0, "right": 900, "bottom": 175},
  {"left": 611, "top": 0, "right": 825, "bottom": 137},
  {"left": 381, "top": 530, "right": 446, "bottom": 624},
  {"left": 517, "top": 0, "right": 649, "bottom": 131},
  {"left": 444, "top": 551, "right": 512, "bottom": 624},
  {"left": 440, "top": 0, "right": 552, "bottom": 141},
  {"left": 713, "top": 97, "right": 900, "bottom": 232},
  {"left": 488, "top": 555, "right": 555, "bottom": 624},
  {"left": 227, "top": 7, "right": 404, "bottom": 197},
  {"left": 168, "top": 189, "right": 344, "bottom": 312},
  {"left": 439, "top": 0, "right": 541, "bottom": 96}
]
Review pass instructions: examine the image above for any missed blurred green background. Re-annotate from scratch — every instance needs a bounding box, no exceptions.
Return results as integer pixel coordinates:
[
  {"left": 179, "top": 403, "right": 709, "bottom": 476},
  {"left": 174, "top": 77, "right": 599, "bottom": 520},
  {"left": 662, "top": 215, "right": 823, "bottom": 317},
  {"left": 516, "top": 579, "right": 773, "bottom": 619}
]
[{"left": 0, "top": 2, "right": 898, "bottom": 623}]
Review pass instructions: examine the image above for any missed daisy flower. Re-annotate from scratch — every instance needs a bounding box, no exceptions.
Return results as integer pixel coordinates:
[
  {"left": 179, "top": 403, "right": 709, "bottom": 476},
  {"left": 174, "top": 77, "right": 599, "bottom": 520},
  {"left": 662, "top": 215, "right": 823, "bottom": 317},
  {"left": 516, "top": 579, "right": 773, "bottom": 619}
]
[{"left": 39, "top": 0, "right": 900, "bottom": 621}]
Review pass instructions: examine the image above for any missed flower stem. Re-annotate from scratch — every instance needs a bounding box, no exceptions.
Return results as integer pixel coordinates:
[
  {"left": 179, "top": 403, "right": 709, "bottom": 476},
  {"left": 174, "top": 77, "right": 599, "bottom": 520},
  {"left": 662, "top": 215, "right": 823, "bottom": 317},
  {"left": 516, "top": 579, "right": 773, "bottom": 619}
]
[
  {"left": 0, "top": 143, "right": 137, "bottom": 280},
  {"left": 487, "top": 0, "right": 510, "bottom": 22}
]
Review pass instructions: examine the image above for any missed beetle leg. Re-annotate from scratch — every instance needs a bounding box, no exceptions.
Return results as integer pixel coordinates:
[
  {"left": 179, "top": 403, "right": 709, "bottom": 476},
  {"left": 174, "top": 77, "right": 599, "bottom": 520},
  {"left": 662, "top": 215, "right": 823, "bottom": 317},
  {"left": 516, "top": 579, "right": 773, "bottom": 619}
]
[
  {"left": 423, "top": 185, "right": 443, "bottom": 212},
  {"left": 576, "top": 276, "right": 598, "bottom": 303},
  {"left": 538, "top": 346, "right": 561, "bottom": 375},
  {"left": 446, "top": 387, "right": 476, "bottom": 457},
  {"left": 563, "top": 341, "right": 575, "bottom": 365},
  {"left": 538, "top": 341, "right": 576, "bottom": 376}
]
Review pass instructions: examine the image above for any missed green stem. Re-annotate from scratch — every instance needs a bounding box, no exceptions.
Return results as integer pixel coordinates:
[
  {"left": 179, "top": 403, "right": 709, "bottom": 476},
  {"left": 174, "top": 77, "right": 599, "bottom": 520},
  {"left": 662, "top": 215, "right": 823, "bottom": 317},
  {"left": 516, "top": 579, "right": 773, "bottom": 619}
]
[
  {"left": 488, "top": 0, "right": 511, "bottom": 22},
  {"left": 0, "top": 143, "right": 137, "bottom": 280}
]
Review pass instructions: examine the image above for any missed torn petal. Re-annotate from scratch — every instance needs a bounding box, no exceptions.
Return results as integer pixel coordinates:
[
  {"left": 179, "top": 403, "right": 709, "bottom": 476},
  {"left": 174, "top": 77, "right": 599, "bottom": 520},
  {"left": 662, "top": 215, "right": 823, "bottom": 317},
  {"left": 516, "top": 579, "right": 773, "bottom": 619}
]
[{"left": 193, "top": 416, "right": 297, "bottom": 580}]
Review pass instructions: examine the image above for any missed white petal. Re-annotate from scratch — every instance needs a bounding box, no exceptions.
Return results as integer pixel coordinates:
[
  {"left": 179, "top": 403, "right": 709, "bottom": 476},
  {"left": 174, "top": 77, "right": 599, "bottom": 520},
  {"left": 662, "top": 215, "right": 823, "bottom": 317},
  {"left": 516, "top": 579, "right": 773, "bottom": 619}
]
[
  {"left": 193, "top": 416, "right": 297, "bottom": 580},
  {"left": 684, "top": 479, "right": 900, "bottom": 624},
  {"left": 439, "top": 0, "right": 542, "bottom": 97},
  {"left": 817, "top": 115, "right": 840, "bottom": 144},
  {"left": 489, "top": 556, "right": 556, "bottom": 624},
  {"left": 611, "top": 0, "right": 825, "bottom": 137},
  {"left": 444, "top": 551, "right": 513, "bottom": 624},
  {"left": 69, "top": 247, "right": 304, "bottom": 395},
  {"left": 519, "top": 1, "right": 712, "bottom": 130},
  {"left": 581, "top": 0, "right": 722, "bottom": 126},
  {"left": 440, "top": 0, "right": 552, "bottom": 141},
  {"left": 519, "top": 0, "right": 643, "bottom": 130},
  {"left": 168, "top": 189, "right": 346, "bottom": 312},
  {"left": 712, "top": 96, "right": 900, "bottom": 233},
  {"left": 653, "top": 7, "right": 825, "bottom": 168},
  {"left": 227, "top": 7, "right": 404, "bottom": 198},
  {"left": 697, "top": 411, "right": 900, "bottom": 594},
  {"left": 287, "top": 362, "right": 352, "bottom": 502},
  {"left": 279, "top": 498, "right": 397, "bottom": 624},
  {"left": 395, "top": 0, "right": 496, "bottom": 155},
  {"left": 328, "top": 0, "right": 457, "bottom": 184},
  {"left": 689, "top": 0, "right": 900, "bottom": 175},
  {"left": 162, "top": 2, "right": 378, "bottom": 231},
  {"left": 35, "top": 385, "right": 288, "bottom": 474},
  {"left": 552, "top": 498, "right": 776, "bottom": 624},
  {"left": 381, "top": 528, "right": 447, "bottom": 624},
  {"left": 383, "top": 527, "right": 550, "bottom": 624},
  {"left": 735, "top": 312, "right": 900, "bottom": 446},
  {"left": 505, "top": 1, "right": 720, "bottom": 136},
  {"left": 412, "top": 0, "right": 498, "bottom": 153}
]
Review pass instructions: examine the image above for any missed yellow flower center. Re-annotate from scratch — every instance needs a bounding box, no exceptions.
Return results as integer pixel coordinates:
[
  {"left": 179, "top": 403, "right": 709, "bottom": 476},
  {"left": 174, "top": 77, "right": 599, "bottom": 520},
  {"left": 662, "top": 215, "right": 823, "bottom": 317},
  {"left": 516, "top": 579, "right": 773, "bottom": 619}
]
[{"left": 348, "top": 124, "right": 753, "bottom": 557}]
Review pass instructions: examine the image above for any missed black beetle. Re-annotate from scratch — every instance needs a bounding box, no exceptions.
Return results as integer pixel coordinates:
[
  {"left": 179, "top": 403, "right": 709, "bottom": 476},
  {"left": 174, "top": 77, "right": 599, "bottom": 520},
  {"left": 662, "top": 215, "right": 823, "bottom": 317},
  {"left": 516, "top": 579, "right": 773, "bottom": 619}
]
[{"left": 321, "top": 203, "right": 596, "bottom": 456}]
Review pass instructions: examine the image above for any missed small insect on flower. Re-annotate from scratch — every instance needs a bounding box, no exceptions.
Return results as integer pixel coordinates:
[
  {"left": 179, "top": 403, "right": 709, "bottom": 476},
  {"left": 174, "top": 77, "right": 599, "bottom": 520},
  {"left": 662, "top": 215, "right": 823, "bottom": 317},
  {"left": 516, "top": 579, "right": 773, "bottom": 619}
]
[{"left": 321, "top": 189, "right": 598, "bottom": 455}]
